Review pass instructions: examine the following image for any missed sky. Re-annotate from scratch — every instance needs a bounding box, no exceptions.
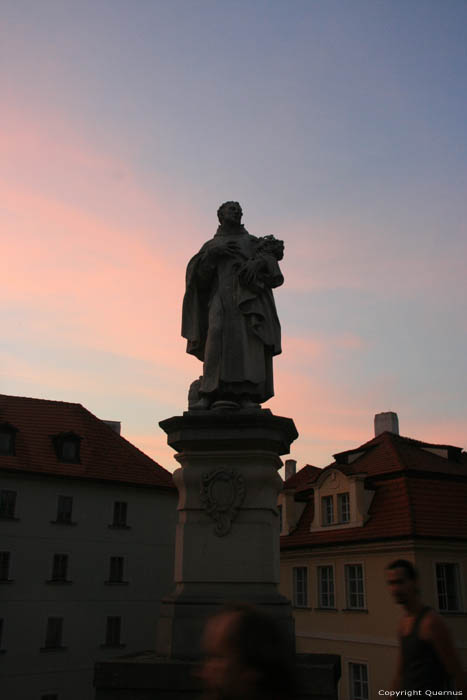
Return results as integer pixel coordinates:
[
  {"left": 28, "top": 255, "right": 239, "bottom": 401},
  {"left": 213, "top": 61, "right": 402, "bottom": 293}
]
[{"left": 1, "top": 0, "right": 466, "bottom": 473}]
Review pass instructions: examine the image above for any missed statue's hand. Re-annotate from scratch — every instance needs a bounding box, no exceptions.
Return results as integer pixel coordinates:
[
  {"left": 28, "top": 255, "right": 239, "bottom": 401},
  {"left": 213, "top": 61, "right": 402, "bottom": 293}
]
[
  {"left": 210, "top": 239, "right": 241, "bottom": 258},
  {"left": 238, "top": 258, "right": 263, "bottom": 286}
]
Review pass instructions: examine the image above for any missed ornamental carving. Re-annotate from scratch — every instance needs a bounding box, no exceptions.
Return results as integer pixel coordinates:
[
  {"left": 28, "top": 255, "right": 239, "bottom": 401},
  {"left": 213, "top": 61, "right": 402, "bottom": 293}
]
[{"left": 200, "top": 469, "right": 246, "bottom": 536}]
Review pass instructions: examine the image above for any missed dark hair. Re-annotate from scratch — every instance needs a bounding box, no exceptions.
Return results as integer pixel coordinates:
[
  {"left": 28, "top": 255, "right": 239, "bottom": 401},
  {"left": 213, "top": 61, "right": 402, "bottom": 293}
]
[
  {"left": 219, "top": 603, "right": 296, "bottom": 699},
  {"left": 387, "top": 559, "right": 418, "bottom": 580}
]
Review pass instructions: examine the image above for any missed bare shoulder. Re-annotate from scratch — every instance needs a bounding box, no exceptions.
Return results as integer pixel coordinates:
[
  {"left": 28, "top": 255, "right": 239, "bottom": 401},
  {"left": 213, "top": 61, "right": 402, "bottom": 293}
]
[
  {"left": 419, "top": 608, "right": 450, "bottom": 640},
  {"left": 396, "top": 616, "right": 406, "bottom": 638}
]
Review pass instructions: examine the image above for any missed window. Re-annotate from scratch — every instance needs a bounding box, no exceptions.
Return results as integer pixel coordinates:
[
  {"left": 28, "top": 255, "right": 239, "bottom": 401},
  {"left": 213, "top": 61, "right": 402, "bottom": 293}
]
[
  {"left": 0, "top": 490, "right": 17, "bottom": 519},
  {"left": 55, "top": 496, "right": 73, "bottom": 524},
  {"left": 51, "top": 554, "right": 69, "bottom": 582},
  {"left": 44, "top": 617, "right": 63, "bottom": 649},
  {"left": 349, "top": 662, "right": 369, "bottom": 700},
  {"left": 105, "top": 616, "right": 122, "bottom": 646},
  {"left": 318, "top": 566, "right": 335, "bottom": 608},
  {"left": 112, "top": 502, "right": 128, "bottom": 527},
  {"left": 52, "top": 432, "right": 81, "bottom": 463},
  {"left": 292, "top": 567, "right": 308, "bottom": 607},
  {"left": 0, "top": 552, "right": 11, "bottom": 581},
  {"left": 338, "top": 492, "right": 350, "bottom": 523},
  {"left": 108, "top": 556, "right": 125, "bottom": 584},
  {"left": 62, "top": 440, "right": 78, "bottom": 461},
  {"left": 345, "top": 564, "right": 365, "bottom": 609},
  {"left": 436, "top": 563, "right": 462, "bottom": 612},
  {"left": 0, "top": 423, "right": 17, "bottom": 456},
  {"left": 321, "top": 495, "right": 334, "bottom": 526}
]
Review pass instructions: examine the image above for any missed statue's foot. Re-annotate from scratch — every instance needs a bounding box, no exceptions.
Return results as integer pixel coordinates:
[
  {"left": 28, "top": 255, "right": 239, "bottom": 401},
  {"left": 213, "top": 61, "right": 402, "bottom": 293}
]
[
  {"left": 190, "top": 396, "right": 212, "bottom": 410},
  {"left": 240, "top": 398, "right": 261, "bottom": 410},
  {"left": 211, "top": 400, "right": 240, "bottom": 410}
]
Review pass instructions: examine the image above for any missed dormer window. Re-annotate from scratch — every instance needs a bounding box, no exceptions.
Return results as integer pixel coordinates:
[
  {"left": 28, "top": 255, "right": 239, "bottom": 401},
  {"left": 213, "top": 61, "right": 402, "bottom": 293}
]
[
  {"left": 338, "top": 492, "right": 350, "bottom": 523},
  {"left": 322, "top": 495, "right": 334, "bottom": 526},
  {"left": 52, "top": 432, "right": 81, "bottom": 463},
  {"left": 0, "top": 423, "right": 17, "bottom": 456}
]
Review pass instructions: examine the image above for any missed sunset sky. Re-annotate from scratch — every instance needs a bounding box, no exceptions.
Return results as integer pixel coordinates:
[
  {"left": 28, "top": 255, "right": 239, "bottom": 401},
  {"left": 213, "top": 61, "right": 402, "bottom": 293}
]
[{"left": 2, "top": 1, "right": 466, "bottom": 472}]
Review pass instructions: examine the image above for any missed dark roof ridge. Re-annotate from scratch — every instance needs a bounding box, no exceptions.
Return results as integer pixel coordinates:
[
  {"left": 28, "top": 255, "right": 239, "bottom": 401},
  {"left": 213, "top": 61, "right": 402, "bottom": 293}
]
[
  {"left": 0, "top": 392, "right": 83, "bottom": 408},
  {"left": 75, "top": 401, "right": 171, "bottom": 474},
  {"left": 394, "top": 432, "right": 462, "bottom": 449},
  {"left": 356, "top": 429, "right": 463, "bottom": 453},
  {"left": 283, "top": 464, "right": 320, "bottom": 489}
]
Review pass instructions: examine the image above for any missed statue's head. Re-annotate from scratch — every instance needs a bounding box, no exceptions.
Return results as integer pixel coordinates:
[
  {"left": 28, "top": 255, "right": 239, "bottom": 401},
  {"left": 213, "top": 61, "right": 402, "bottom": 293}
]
[{"left": 217, "top": 201, "right": 243, "bottom": 225}]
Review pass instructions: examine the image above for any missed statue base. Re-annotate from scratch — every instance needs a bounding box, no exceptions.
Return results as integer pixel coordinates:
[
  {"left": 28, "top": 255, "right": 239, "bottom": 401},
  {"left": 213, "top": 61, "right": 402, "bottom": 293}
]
[{"left": 155, "top": 408, "right": 298, "bottom": 659}]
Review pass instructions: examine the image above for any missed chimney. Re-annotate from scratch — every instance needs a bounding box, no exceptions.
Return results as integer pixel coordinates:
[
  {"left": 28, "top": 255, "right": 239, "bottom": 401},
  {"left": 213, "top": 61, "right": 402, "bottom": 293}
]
[
  {"left": 374, "top": 412, "right": 399, "bottom": 437},
  {"left": 103, "top": 420, "right": 121, "bottom": 435},
  {"left": 285, "top": 459, "right": 297, "bottom": 481}
]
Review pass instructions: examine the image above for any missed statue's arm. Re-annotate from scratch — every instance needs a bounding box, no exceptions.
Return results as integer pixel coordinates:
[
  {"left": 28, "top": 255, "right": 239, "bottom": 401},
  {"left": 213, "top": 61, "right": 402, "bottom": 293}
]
[
  {"left": 261, "top": 257, "right": 284, "bottom": 288},
  {"left": 239, "top": 253, "right": 283, "bottom": 290}
]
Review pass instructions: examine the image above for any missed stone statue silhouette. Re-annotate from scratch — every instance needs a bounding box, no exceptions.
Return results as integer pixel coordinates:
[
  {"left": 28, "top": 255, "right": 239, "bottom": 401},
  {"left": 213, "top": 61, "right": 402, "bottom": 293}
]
[{"left": 182, "top": 202, "right": 284, "bottom": 410}]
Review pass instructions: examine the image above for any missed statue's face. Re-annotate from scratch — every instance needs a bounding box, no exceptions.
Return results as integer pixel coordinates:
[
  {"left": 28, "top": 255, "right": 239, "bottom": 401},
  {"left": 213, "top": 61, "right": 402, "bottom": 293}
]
[{"left": 220, "top": 202, "right": 242, "bottom": 225}]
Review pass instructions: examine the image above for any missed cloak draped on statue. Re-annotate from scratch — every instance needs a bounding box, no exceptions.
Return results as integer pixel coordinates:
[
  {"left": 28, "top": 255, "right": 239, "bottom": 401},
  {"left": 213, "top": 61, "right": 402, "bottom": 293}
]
[{"left": 182, "top": 225, "right": 283, "bottom": 404}]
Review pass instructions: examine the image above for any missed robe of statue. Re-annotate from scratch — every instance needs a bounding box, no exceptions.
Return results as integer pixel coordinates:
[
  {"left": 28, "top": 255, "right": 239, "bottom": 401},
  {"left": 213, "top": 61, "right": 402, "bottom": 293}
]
[{"left": 182, "top": 225, "right": 283, "bottom": 404}]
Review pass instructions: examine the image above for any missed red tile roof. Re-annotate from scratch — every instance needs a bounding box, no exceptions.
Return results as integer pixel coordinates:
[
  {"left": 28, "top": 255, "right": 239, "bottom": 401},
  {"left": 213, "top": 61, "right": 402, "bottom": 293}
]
[
  {"left": 332, "top": 432, "right": 466, "bottom": 477},
  {"left": 281, "top": 431, "right": 467, "bottom": 550},
  {"left": 0, "top": 394, "right": 174, "bottom": 489},
  {"left": 284, "top": 464, "right": 321, "bottom": 490}
]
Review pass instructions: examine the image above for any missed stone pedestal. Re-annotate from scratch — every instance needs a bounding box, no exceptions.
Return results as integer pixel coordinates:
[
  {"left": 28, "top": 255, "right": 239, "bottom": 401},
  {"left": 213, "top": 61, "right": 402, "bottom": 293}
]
[{"left": 156, "top": 408, "right": 298, "bottom": 659}]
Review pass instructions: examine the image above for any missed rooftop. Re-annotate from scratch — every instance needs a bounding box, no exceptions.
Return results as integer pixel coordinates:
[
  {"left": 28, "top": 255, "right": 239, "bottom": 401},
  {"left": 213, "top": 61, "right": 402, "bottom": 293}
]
[
  {"left": 0, "top": 393, "right": 174, "bottom": 489},
  {"left": 281, "top": 430, "right": 467, "bottom": 549}
]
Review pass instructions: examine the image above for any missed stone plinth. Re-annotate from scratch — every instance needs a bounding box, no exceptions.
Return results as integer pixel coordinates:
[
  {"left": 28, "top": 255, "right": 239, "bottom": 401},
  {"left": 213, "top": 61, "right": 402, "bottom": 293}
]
[{"left": 156, "top": 408, "right": 298, "bottom": 660}]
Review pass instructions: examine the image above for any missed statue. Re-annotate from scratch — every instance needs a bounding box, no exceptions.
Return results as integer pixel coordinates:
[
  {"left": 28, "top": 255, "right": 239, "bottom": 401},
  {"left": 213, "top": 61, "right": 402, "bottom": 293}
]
[{"left": 182, "top": 201, "right": 284, "bottom": 410}]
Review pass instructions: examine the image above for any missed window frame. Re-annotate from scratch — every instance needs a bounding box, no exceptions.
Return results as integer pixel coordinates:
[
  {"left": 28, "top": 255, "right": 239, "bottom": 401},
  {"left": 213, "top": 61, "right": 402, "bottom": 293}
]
[
  {"left": 292, "top": 566, "right": 308, "bottom": 608},
  {"left": 42, "top": 617, "right": 65, "bottom": 650},
  {"left": 0, "top": 423, "right": 17, "bottom": 456},
  {"left": 0, "top": 489, "right": 17, "bottom": 519},
  {"left": 321, "top": 495, "right": 334, "bottom": 526},
  {"left": 106, "top": 556, "right": 127, "bottom": 585},
  {"left": 52, "top": 432, "right": 82, "bottom": 464},
  {"left": 337, "top": 492, "right": 350, "bottom": 523},
  {"left": 0, "top": 552, "right": 12, "bottom": 582},
  {"left": 348, "top": 660, "right": 370, "bottom": 700},
  {"left": 53, "top": 495, "right": 74, "bottom": 525},
  {"left": 435, "top": 562, "right": 464, "bottom": 613},
  {"left": 49, "top": 554, "right": 70, "bottom": 584},
  {"left": 317, "top": 564, "right": 336, "bottom": 609},
  {"left": 111, "top": 501, "right": 129, "bottom": 529},
  {"left": 345, "top": 563, "right": 366, "bottom": 610},
  {"left": 103, "top": 616, "right": 125, "bottom": 648}
]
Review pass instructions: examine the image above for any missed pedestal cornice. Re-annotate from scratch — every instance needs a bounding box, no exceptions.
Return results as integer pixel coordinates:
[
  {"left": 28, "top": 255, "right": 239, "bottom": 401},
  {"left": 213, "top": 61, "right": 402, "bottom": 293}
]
[{"left": 159, "top": 409, "right": 298, "bottom": 455}]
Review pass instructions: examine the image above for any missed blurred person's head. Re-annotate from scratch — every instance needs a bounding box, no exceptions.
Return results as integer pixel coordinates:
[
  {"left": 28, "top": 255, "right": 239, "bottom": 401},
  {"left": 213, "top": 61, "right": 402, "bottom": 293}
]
[
  {"left": 385, "top": 559, "right": 419, "bottom": 607},
  {"left": 199, "top": 603, "right": 295, "bottom": 700}
]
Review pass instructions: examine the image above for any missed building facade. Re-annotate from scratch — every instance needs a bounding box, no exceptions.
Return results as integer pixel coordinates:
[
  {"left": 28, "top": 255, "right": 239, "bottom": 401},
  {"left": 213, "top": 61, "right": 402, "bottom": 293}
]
[
  {"left": 0, "top": 394, "right": 177, "bottom": 700},
  {"left": 280, "top": 415, "right": 467, "bottom": 699}
]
